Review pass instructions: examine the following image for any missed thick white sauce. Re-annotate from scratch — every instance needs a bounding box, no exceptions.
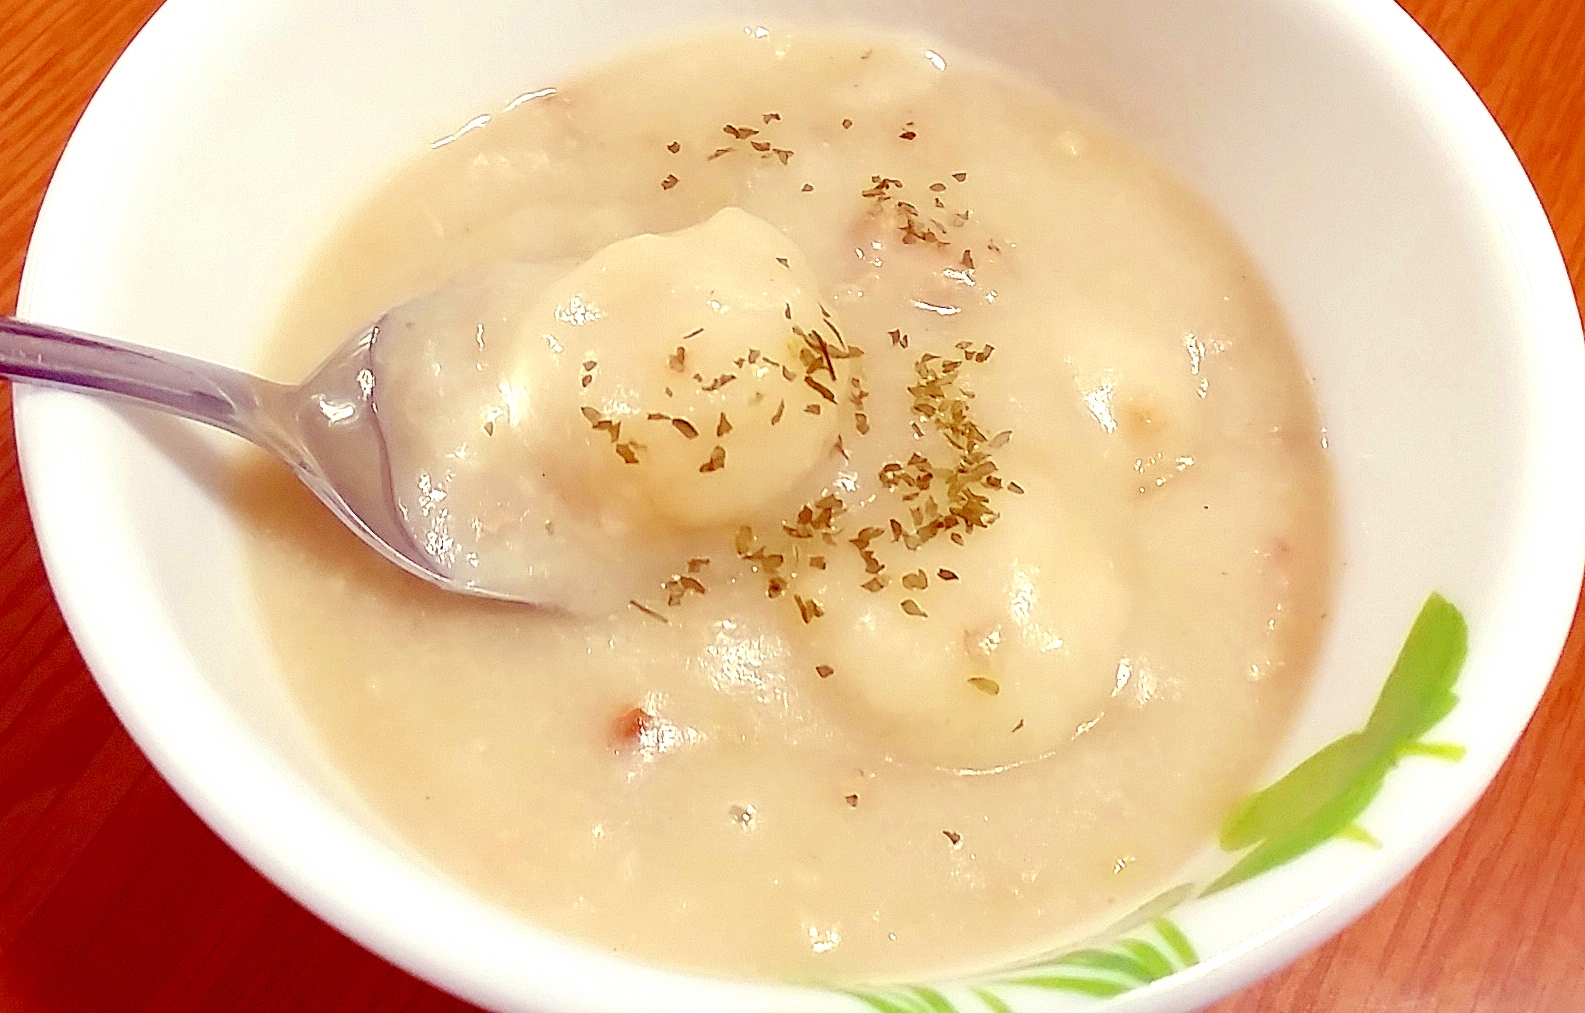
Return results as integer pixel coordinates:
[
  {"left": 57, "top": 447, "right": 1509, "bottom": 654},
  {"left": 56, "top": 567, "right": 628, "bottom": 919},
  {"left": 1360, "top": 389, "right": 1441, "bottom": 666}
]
[
  {"left": 238, "top": 29, "right": 1334, "bottom": 982},
  {"left": 374, "top": 207, "right": 856, "bottom": 614}
]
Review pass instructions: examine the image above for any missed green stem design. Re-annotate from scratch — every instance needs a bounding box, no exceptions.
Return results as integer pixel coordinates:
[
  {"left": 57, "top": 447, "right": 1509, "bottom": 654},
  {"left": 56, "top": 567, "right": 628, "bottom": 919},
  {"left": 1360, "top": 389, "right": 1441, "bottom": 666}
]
[
  {"left": 969, "top": 989, "right": 1015, "bottom": 1013},
  {"left": 1335, "top": 823, "right": 1383, "bottom": 848},
  {"left": 990, "top": 917, "right": 1198, "bottom": 1001},
  {"left": 906, "top": 986, "right": 958, "bottom": 1013},
  {"left": 838, "top": 918, "right": 1197, "bottom": 1013},
  {"left": 1399, "top": 741, "right": 1467, "bottom": 761},
  {"left": 996, "top": 976, "right": 1130, "bottom": 999},
  {"left": 1150, "top": 916, "right": 1198, "bottom": 968}
]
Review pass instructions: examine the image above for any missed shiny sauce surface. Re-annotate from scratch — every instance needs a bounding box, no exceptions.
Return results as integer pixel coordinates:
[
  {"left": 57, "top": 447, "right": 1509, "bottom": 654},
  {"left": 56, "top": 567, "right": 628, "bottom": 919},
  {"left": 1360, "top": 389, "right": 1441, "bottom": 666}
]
[{"left": 237, "top": 29, "right": 1334, "bottom": 981}]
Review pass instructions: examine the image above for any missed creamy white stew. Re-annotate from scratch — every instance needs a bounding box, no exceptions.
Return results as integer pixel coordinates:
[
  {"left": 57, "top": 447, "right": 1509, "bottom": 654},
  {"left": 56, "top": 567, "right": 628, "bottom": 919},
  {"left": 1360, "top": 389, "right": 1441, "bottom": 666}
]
[{"left": 237, "top": 29, "right": 1334, "bottom": 982}]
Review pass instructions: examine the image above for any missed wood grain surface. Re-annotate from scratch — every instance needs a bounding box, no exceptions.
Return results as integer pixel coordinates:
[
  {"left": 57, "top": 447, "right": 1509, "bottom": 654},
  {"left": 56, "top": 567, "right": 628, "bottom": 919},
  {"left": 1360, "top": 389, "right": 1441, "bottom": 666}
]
[{"left": 1, "top": 1, "right": 1582, "bottom": 1010}]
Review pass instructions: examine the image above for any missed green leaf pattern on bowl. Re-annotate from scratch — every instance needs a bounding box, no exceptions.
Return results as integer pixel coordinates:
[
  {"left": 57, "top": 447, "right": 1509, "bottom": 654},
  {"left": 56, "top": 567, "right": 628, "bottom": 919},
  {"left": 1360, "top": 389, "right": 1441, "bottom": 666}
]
[
  {"left": 842, "top": 918, "right": 1199, "bottom": 1013},
  {"left": 1208, "top": 591, "right": 1467, "bottom": 893},
  {"left": 826, "top": 592, "right": 1468, "bottom": 1010}
]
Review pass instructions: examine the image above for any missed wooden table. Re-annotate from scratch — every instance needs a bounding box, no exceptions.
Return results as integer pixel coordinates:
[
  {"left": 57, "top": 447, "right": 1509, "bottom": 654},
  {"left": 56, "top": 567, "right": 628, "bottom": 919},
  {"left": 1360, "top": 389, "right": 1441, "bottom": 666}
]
[{"left": 1, "top": 1, "right": 1581, "bottom": 1009}]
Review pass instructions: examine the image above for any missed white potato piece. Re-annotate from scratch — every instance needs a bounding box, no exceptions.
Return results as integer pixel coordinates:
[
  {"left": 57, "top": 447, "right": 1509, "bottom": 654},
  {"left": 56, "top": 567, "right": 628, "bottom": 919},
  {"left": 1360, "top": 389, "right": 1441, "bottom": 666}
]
[
  {"left": 371, "top": 208, "right": 853, "bottom": 610},
  {"left": 1067, "top": 325, "right": 1206, "bottom": 449},
  {"left": 373, "top": 261, "right": 601, "bottom": 600},
  {"left": 1045, "top": 300, "right": 1217, "bottom": 501},
  {"left": 799, "top": 486, "right": 1132, "bottom": 769},
  {"left": 503, "top": 206, "right": 851, "bottom": 534}
]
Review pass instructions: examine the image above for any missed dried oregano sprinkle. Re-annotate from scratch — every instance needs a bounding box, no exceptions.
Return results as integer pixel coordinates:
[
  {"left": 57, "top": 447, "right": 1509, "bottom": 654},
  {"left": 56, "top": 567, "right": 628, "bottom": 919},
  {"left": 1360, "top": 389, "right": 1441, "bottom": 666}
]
[{"left": 629, "top": 599, "right": 667, "bottom": 623}]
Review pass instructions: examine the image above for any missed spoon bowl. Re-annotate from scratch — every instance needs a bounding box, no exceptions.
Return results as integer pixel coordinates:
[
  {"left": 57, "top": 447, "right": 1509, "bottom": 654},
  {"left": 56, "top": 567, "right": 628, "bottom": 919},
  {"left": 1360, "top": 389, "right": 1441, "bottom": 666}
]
[{"left": 0, "top": 313, "right": 527, "bottom": 602}]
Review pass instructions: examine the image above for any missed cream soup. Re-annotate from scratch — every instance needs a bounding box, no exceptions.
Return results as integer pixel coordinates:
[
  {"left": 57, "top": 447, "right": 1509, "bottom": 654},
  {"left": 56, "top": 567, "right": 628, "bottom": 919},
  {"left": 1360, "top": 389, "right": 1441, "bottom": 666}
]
[{"left": 237, "top": 28, "right": 1334, "bottom": 982}]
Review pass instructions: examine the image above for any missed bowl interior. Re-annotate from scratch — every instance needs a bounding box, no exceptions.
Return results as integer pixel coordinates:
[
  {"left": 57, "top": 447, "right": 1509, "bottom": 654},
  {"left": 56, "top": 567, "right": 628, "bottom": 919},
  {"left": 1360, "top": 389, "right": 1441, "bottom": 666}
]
[{"left": 16, "top": 1, "right": 1584, "bottom": 1011}]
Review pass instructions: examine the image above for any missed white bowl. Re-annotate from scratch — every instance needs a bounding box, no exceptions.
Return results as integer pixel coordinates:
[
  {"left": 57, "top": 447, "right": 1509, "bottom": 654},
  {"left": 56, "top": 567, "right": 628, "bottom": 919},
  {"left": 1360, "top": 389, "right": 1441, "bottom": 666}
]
[{"left": 16, "top": 1, "right": 1585, "bottom": 1011}]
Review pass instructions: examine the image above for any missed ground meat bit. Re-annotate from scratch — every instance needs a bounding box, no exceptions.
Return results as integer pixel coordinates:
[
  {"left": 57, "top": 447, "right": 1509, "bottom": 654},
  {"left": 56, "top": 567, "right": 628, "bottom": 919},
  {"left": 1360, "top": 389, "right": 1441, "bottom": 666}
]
[{"left": 610, "top": 706, "right": 655, "bottom": 747}]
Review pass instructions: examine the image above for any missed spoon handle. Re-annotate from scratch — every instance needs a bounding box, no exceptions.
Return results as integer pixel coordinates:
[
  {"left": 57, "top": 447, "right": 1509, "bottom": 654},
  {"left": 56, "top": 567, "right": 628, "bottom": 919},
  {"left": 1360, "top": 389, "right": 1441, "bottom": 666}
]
[{"left": 0, "top": 315, "right": 296, "bottom": 455}]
